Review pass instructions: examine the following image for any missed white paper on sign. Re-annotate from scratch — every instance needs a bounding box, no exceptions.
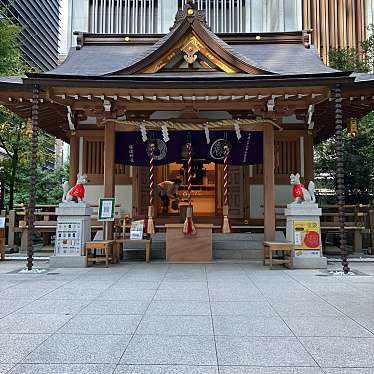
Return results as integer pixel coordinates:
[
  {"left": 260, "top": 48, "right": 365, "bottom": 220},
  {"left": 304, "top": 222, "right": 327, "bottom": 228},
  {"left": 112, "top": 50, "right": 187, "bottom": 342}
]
[
  {"left": 294, "top": 231, "right": 302, "bottom": 245},
  {"left": 101, "top": 201, "right": 113, "bottom": 218}
]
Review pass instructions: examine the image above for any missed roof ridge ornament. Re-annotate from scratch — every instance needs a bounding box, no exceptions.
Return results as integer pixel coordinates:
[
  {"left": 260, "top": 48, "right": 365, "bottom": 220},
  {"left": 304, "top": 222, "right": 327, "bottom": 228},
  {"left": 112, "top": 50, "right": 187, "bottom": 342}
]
[{"left": 170, "top": 0, "right": 208, "bottom": 31}]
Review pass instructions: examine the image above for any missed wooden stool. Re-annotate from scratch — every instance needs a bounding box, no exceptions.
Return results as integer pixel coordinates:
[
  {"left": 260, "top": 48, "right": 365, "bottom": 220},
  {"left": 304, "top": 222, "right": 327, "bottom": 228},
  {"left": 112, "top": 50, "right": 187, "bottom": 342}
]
[
  {"left": 116, "top": 239, "right": 152, "bottom": 262},
  {"left": 263, "top": 241, "right": 294, "bottom": 270},
  {"left": 0, "top": 238, "right": 5, "bottom": 261},
  {"left": 85, "top": 240, "right": 115, "bottom": 267}
]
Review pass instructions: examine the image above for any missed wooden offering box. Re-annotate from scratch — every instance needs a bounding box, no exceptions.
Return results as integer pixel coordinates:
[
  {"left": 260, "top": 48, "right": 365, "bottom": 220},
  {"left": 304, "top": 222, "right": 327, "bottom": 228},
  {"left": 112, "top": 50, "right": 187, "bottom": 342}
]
[{"left": 165, "top": 224, "right": 213, "bottom": 262}]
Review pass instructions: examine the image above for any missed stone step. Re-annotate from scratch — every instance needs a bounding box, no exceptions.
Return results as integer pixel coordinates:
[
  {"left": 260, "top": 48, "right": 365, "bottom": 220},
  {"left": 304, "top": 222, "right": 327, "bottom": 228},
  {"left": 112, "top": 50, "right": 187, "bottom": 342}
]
[{"left": 122, "top": 231, "right": 285, "bottom": 260}]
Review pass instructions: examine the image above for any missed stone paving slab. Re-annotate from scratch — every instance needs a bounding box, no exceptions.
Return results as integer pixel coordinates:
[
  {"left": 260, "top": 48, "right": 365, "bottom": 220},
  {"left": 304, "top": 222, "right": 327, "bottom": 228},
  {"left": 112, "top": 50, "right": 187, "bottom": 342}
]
[
  {"left": 137, "top": 315, "right": 213, "bottom": 336},
  {"left": 7, "top": 364, "right": 116, "bottom": 374},
  {"left": 100, "top": 288, "right": 156, "bottom": 301},
  {"left": 146, "top": 300, "right": 211, "bottom": 316},
  {"left": 300, "top": 336, "right": 374, "bottom": 368},
  {"left": 114, "top": 365, "right": 218, "bottom": 373},
  {"left": 215, "top": 336, "right": 317, "bottom": 367},
  {"left": 0, "top": 299, "right": 34, "bottom": 315},
  {"left": 0, "top": 365, "right": 14, "bottom": 374},
  {"left": 213, "top": 315, "right": 293, "bottom": 337},
  {"left": 61, "top": 314, "right": 142, "bottom": 335},
  {"left": 324, "top": 369, "right": 374, "bottom": 374},
  {"left": 210, "top": 301, "right": 276, "bottom": 316},
  {"left": 0, "top": 313, "right": 72, "bottom": 334},
  {"left": 284, "top": 316, "right": 374, "bottom": 337},
  {"left": 25, "top": 334, "right": 132, "bottom": 364},
  {"left": 17, "top": 299, "right": 90, "bottom": 315},
  {"left": 80, "top": 300, "right": 150, "bottom": 315},
  {"left": 154, "top": 288, "right": 209, "bottom": 301},
  {"left": 0, "top": 334, "right": 50, "bottom": 364},
  {"left": 120, "top": 335, "right": 217, "bottom": 365},
  {"left": 219, "top": 368, "right": 324, "bottom": 374}
]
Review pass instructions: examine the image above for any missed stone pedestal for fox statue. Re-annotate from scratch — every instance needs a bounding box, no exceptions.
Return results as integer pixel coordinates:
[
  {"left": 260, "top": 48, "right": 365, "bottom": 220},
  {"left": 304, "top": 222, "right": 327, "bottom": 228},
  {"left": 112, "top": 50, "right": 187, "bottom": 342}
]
[
  {"left": 285, "top": 173, "right": 327, "bottom": 269},
  {"left": 50, "top": 175, "right": 92, "bottom": 268}
]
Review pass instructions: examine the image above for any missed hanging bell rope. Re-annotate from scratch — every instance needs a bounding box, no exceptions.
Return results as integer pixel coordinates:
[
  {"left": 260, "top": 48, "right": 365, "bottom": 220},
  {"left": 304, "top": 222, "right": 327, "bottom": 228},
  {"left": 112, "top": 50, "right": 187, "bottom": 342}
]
[
  {"left": 146, "top": 142, "right": 155, "bottom": 235},
  {"left": 183, "top": 142, "right": 196, "bottom": 235},
  {"left": 222, "top": 143, "right": 231, "bottom": 234}
]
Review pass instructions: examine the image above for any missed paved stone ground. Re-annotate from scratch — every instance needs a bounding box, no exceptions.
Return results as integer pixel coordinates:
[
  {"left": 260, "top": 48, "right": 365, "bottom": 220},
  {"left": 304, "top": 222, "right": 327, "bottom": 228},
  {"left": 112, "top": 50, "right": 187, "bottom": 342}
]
[{"left": 1, "top": 260, "right": 374, "bottom": 373}]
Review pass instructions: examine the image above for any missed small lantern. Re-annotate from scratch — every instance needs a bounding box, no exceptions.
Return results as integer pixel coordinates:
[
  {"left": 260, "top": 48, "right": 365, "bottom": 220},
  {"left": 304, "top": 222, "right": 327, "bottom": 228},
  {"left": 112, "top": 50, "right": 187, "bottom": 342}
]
[{"left": 348, "top": 117, "right": 358, "bottom": 137}]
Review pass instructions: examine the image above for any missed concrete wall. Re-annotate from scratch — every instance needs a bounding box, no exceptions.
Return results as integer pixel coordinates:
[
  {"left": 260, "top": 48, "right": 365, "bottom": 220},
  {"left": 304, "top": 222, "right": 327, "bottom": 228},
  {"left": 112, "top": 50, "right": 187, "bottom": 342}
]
[
  {"left": 85, "top": 185, "right": 132, "bottom": 214},
  {"left": 250, "top": 185, "right": 291, "bottom": 219}
]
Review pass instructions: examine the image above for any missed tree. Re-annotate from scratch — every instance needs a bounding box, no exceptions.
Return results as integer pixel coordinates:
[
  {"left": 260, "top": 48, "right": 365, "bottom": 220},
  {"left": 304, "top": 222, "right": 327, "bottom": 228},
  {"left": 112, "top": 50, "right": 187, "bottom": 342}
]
[
  {"left": 0, "top": 8, "right": 24, "bottom": 75},
  {"left": 0, "top": 108, "right": 65, "bottom": 209},
  {"left": 315, "top": 114, "right": 374, "bottom": 204},
  {"left": 0, "top": 9, "right": 68, "bottom": 209},
  {"left": 315, "top": 28, "right": 374, "bottom": 204}
]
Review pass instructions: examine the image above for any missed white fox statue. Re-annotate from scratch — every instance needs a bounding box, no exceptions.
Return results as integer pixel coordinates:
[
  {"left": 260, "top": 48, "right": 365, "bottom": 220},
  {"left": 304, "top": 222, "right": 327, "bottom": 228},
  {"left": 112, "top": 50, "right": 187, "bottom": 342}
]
[{"left": 290, "top": 173, "right": 316, "bottom": 204}]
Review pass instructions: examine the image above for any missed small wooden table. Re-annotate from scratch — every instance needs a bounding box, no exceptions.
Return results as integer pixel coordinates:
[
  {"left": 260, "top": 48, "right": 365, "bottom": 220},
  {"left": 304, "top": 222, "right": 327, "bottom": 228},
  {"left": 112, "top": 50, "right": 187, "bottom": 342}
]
[
  {"left": 263, "top": 241, "right": 294, "bottom": 270},
  {"left": 85, "top": 240, "right": 117, "bottom": 267},
  {"left": 115, "top": 239, "right": 151, "bottom": 263}
]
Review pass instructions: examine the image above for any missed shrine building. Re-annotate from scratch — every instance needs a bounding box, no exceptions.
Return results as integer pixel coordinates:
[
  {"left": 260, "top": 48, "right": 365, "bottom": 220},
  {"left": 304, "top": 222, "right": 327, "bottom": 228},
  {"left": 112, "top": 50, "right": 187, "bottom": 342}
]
[{"left": 1, "top": 1, "right": 374, "bottom": 258}]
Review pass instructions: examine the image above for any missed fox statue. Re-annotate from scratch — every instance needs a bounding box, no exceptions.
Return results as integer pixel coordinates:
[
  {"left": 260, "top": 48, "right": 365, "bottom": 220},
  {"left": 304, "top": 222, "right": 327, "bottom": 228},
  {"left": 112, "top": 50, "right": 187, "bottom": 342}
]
[
  {"left": 290, "top": 173, "right": 316, "bottom": 204},
  {"left": 62, "top": 174, "right": 89, "bottom": 203}
]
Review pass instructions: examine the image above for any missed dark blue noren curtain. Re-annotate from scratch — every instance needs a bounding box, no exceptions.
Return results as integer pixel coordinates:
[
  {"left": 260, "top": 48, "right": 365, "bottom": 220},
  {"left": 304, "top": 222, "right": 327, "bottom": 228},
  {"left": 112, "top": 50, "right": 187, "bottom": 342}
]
[{"left": 115, "top": 131, "right": 263, "bottom": 166}]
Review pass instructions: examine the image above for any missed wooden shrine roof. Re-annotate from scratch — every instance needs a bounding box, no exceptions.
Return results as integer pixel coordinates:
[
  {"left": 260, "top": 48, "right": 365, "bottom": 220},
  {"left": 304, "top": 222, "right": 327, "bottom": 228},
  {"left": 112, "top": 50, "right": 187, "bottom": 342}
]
[
  {"left": 0, "top": 2, "right": 373, "bottom": 143},
  {"left": 38, "top": 33, "right": 337, "bottom": 78},
  {"left": 27, "top": 2, "right": 340, "bottom": 81}
]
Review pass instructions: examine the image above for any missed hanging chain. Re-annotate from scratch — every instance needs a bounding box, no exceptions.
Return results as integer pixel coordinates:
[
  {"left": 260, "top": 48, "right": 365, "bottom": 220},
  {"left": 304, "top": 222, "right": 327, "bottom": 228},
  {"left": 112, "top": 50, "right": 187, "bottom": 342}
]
[{"left": 335, "top": 84, "right": 350, "bottom": 274}]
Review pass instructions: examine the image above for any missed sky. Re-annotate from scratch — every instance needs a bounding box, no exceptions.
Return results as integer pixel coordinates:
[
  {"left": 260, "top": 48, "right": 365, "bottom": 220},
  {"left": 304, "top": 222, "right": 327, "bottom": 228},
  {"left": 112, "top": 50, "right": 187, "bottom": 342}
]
[{"left": 59, "top": 0, "right": 69, "bottom": 54}]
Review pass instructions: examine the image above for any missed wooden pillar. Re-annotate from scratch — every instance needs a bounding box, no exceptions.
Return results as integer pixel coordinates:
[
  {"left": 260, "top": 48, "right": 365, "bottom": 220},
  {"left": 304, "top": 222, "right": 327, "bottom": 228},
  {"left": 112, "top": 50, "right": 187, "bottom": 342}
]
[
  {"left": 69, "top": 134, "right": 79, "bottom": 186},
  {"left": 104, "top": 123, "right": 115, "bottom": 239},
  {"left": 304, "top": 132, "right": 315, "bottom": 183},
  {"left": 263, "top": 125, "right": 275, "bottom": 242}
]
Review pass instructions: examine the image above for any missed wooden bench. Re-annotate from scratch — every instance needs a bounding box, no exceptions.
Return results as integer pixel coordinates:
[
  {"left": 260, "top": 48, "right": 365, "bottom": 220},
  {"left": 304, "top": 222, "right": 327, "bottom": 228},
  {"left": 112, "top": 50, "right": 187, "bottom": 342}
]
[
  {"left": 115, "top": 239, "right": 152, "bottom": 262},
  {"left": 263, "top": 241, "right": 293, "bottom": 270},
  {"left": 85, "top": 240, "right": 118, "bottom": 267}
]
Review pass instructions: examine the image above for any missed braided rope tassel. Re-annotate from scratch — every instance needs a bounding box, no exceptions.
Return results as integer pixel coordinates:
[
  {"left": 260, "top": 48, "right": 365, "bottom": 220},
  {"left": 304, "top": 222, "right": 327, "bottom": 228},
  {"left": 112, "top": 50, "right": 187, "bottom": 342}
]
[
  {"left": 149, "top": 143, "right": 155, "bottom": 207},
  {"left": 183, "top": 142, "right": 196, "bottom": 235},
  {"left": 187, "top": 143, "right": 192, "bottom": 206},
  {"left": 146, "top": 143, "right": 155, "bottom": 235},
  {"left": 222, "top": 144, "right": 231, "bottom": 233},
  {"left": 223, "top": 145, "right": 229, "bottom": 206}
]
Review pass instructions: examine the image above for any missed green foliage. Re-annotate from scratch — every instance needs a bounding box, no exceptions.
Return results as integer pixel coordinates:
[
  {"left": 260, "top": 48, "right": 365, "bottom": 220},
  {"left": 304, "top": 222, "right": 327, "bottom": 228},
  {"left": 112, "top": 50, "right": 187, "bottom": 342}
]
[
  {"left": 14, "top": 163, "right": 69, "bottom": 205},
  {"left": 0, "top": 106, "right": 67, "bottom": 208},
  {"left": 315, "top": 113, "right": 374, "bottom": 204},
  {"left": 0, "top": 7, "right": 24, "bottom": 75},
  {"left": 0, "top": 12, "right": 67, "bottom": 209},
  {"left": 316, "top": 27, "right": 374, "bottom": 205},
  {"left": 329, "top": 25, "right": 374, "bottom": 73},
  {"left": 329, "top": 48, "right": 367, "bottom": 72}
]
